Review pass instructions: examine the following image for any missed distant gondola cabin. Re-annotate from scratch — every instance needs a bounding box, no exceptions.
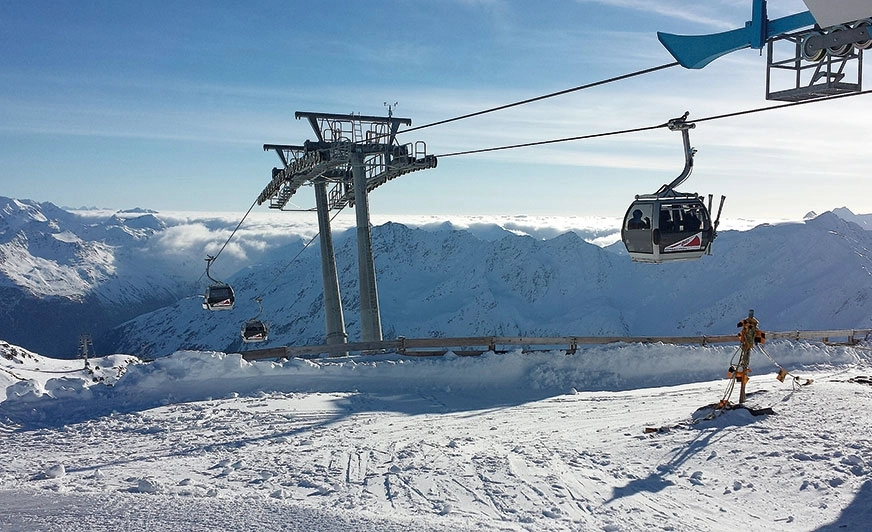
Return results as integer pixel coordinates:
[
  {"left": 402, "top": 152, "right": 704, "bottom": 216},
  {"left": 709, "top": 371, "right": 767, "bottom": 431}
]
[
  {"left": 203, "top": 284, "right": 235, "bottom": 311},
  {"left": 241, "top": 320, "right": 268, "bottom": 343}
]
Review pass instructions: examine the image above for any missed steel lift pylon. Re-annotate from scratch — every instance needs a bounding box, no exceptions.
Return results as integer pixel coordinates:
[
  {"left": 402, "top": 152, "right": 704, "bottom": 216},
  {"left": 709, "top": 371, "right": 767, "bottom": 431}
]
[{"left": 260, "top": 112, "right": 436, "bottom": 346}]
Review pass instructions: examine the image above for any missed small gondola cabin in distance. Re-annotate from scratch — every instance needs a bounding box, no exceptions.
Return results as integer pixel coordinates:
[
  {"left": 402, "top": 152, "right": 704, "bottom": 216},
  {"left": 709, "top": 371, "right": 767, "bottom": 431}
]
[{"left": 202, "top": 255, "right": 235, "bottom": 311}]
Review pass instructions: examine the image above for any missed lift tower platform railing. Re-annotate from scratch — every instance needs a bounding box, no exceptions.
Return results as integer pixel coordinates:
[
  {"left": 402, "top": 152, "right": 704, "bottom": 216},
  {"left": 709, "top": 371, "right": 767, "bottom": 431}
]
[{"left": 260, "top": 111, "right": 437, "bottom": 345}]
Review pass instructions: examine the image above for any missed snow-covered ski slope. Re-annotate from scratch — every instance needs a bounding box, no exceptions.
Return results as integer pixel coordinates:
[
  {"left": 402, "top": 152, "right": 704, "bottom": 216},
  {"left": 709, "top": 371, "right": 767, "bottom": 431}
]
[{"left": 2, "top": 340, "right": 870, "bottom": 531}]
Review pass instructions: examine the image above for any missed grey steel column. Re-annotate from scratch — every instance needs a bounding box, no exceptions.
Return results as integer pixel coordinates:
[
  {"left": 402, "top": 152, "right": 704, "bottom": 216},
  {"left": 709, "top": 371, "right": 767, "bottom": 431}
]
[
  {"left": 313, "top": 178, "right": 347, "bottom": 346},
  {"left": 350, "top": 151, "right": 383, "bottom": 342}
]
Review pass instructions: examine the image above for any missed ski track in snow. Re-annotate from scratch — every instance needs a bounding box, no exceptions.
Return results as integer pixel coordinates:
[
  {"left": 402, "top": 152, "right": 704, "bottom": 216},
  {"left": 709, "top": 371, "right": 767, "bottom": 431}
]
[{"left": 1, "top": 343, "right": 871, "bottom": 531}]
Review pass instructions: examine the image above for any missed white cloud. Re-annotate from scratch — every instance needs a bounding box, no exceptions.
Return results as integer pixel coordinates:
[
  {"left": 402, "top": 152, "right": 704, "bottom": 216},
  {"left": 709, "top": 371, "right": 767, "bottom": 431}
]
[{"left": 573, "top": 0, "right": 742, "bottom": 30}]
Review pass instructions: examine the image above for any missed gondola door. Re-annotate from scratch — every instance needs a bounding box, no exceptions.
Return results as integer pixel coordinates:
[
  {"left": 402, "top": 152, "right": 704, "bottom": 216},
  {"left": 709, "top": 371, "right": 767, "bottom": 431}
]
[{"left": 622, "top": 201, "right": 655, "bottom": 258}]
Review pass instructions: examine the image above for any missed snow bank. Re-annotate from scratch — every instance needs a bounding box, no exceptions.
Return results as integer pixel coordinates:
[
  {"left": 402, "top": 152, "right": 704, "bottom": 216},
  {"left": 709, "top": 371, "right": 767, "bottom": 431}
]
[{"left": 2, "top": 340, "right": 867, "bottom": 428}]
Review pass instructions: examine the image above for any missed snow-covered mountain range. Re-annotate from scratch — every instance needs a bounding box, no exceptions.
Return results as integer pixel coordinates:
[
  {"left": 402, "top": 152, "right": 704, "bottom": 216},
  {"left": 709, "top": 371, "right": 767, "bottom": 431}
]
[
  {"left": 0, "top": 198, "right": 199, "bottom": 356},
  {"left": 110, "top": 211, "right": 872, "bottom": 359},
  {"left": 2, "top": 196, "right": 871, "bottom": 359}
]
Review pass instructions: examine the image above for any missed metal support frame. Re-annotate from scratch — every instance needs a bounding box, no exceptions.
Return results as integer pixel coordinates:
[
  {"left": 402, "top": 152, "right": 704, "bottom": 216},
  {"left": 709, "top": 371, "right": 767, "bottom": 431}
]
[
  {"left": 657, "top": 113, "right": 696, "bottom": 196},
  {"left": 79, "top": 333, "right": 93, "bottom": 367},
  {"left": 766, "top": 29, "right": 864, "bottom": 101},
  {"left": 313, "top": 177, "right": 347, "bottom": 347},
  {"left": 260, "top": 112, "right": 437, "bottom": 345},
  {"left": 657, "top": 0, "right": 872, "bottom": 103},
  {"left": 351, "top": 152, "right": 382, "bottom": 342}
]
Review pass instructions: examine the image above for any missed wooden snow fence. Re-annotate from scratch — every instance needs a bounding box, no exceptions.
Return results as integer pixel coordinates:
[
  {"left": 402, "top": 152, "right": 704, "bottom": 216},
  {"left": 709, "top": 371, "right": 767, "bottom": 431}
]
[{"left": 240, "top": 328, "right": 872, "bottom": 361}]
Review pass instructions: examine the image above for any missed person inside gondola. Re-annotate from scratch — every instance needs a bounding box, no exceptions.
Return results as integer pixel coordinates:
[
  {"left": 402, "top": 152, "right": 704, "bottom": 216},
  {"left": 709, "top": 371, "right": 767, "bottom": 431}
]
[
  {"left": 683, "top": 209, "right": 701, "bottom": 232},
  {"left": 659, "top": 210, "right": 675, "bottom": 232},
  {"left": 627, "top": 209, "right": 649, "bottom": 230}
]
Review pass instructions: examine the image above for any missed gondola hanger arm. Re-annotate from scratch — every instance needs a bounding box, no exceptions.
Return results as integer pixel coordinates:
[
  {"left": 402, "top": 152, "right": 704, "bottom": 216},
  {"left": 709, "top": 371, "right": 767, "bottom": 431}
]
[{"left": 657, "top": 113, "right": 696, "bottom": 196}]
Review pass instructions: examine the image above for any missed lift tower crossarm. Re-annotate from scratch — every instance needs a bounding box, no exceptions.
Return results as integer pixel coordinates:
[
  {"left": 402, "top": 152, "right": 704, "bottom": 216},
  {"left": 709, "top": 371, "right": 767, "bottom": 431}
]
[
  {"left": 658, "top": 1, "right": 815, "bottom": 69},
  {"left": 659, "top": 0, "right": 872, "bottom": 70},
  {"left": 260, "top": 111, "right": 437, "bottom": 210},
  {"left": 257, "top": 145, "right": 332, "bottom": 208},
  {"left": 263, "top": 144, "right": 306, "bottom": 167},
  {"left": 295, "top": 111, "right": 411, "bottom": 145}
]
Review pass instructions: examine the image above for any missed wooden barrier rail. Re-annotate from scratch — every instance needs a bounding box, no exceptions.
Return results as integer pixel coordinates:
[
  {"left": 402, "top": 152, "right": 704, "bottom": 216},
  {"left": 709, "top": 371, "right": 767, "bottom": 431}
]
[{"left": 240, "top": 329, "right": 872, "bottom": 361}]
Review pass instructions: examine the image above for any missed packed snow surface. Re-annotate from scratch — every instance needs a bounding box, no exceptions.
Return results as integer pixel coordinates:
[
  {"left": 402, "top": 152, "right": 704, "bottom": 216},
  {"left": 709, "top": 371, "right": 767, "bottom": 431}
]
[{"left": 2, "top": 339, "right": 871, "bottom": 531}]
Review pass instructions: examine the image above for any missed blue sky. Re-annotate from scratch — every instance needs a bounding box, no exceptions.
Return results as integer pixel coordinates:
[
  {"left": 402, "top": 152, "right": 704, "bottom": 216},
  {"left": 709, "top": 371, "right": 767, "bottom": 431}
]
[{"left": 2, "top": 0, "right": 870, "bottom": 219}]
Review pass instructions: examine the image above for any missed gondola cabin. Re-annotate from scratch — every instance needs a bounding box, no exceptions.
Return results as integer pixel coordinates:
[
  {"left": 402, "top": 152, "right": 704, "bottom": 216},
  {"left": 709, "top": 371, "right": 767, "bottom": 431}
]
[
  {"left": 241, "top": 319, "right": 269, "bottom": 343},
  {"left": 203, "top": 283, "right": 235, "bottom": 311},
  {"left": 621, "top": 194, "right": 713, "bottom": 263}
]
